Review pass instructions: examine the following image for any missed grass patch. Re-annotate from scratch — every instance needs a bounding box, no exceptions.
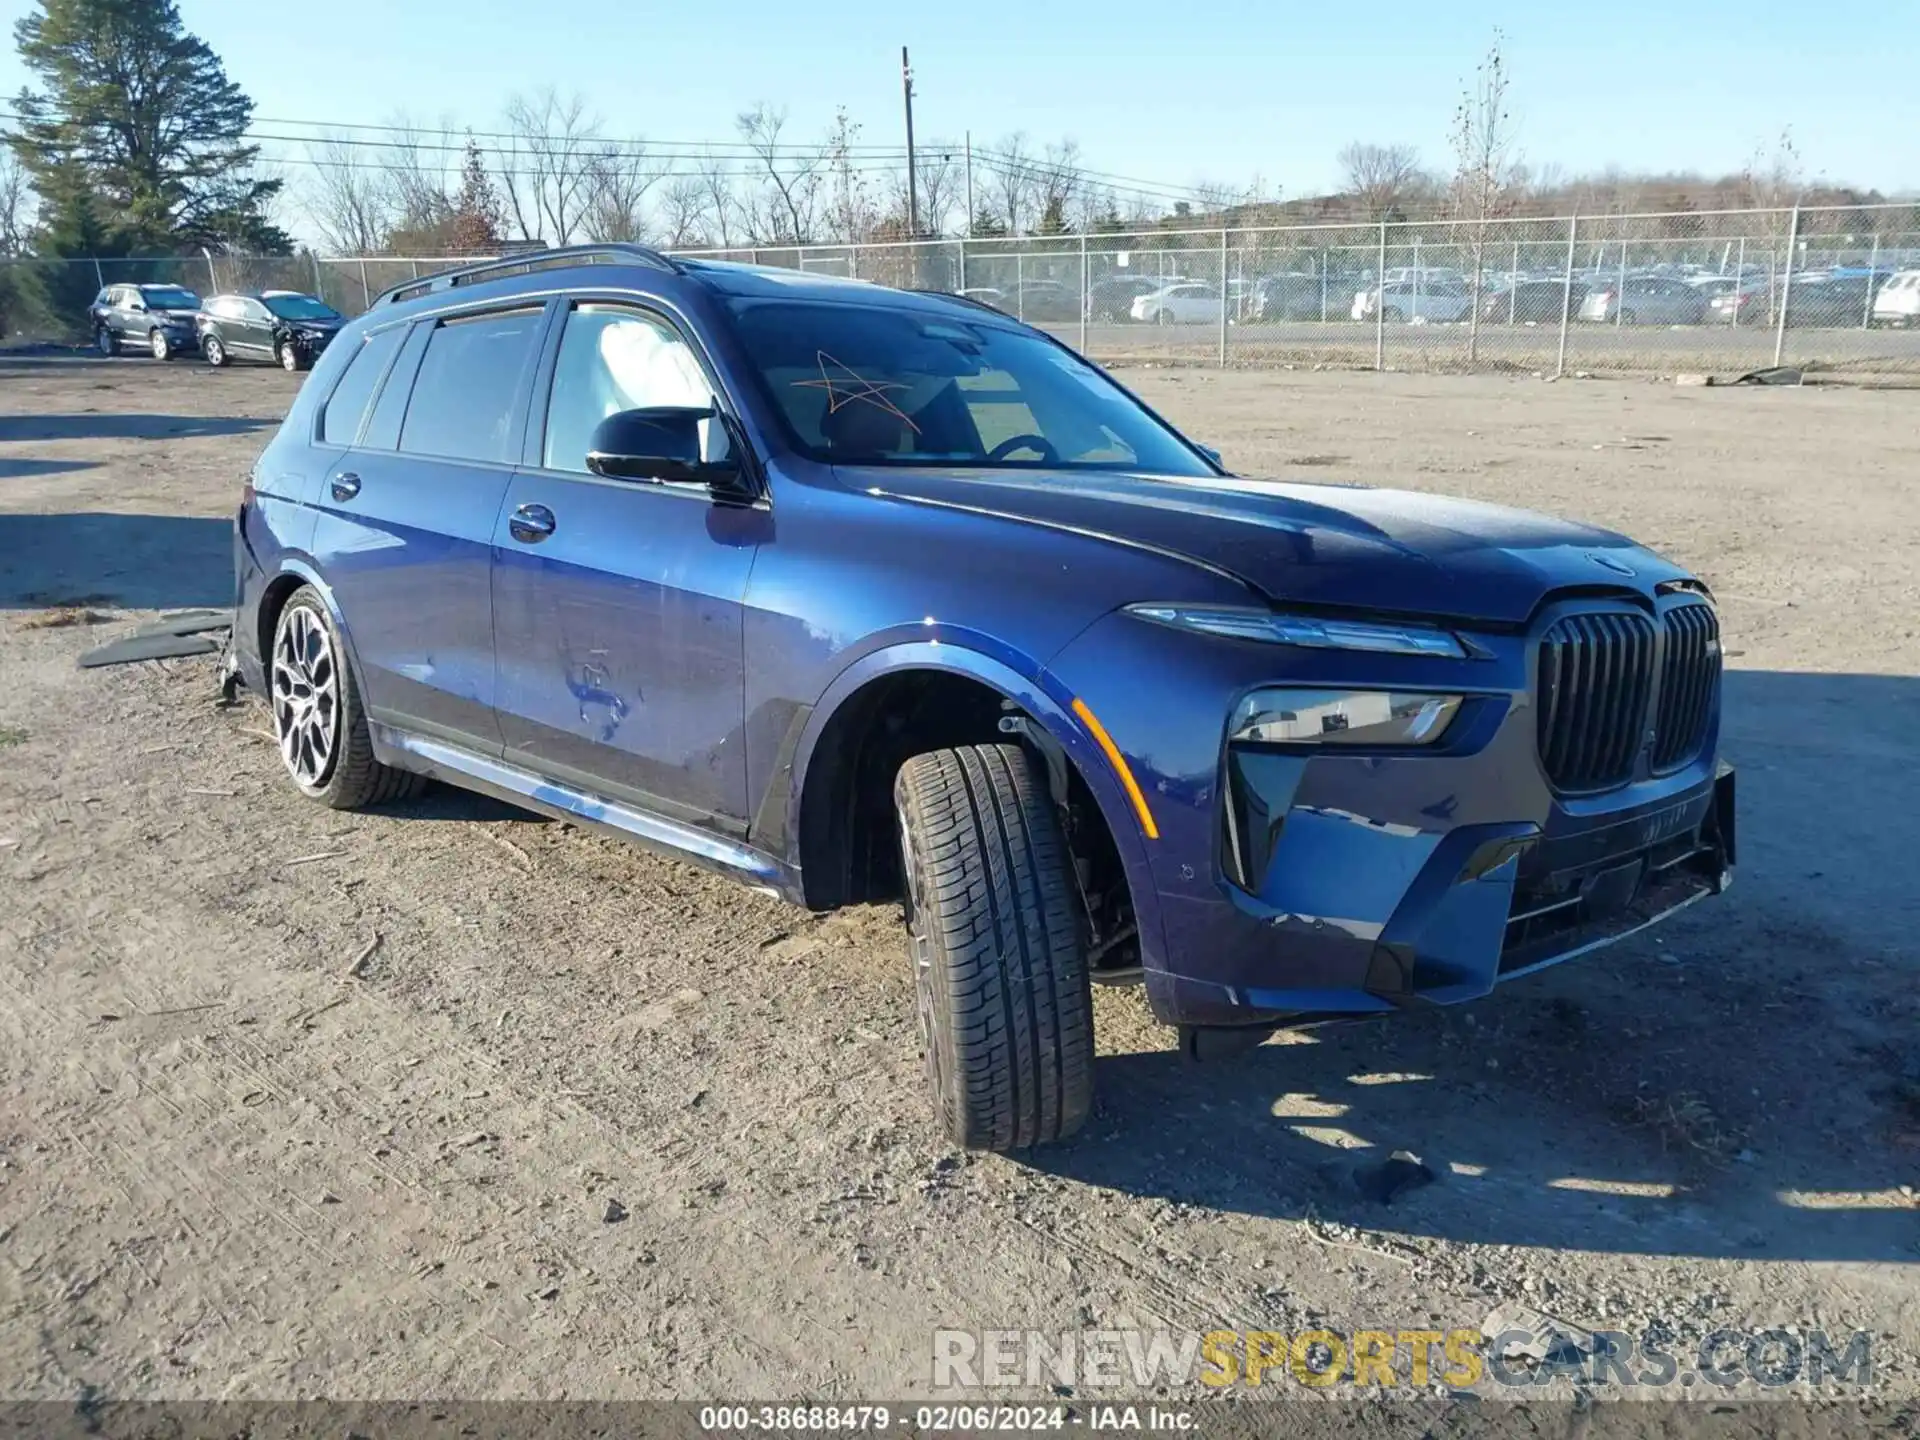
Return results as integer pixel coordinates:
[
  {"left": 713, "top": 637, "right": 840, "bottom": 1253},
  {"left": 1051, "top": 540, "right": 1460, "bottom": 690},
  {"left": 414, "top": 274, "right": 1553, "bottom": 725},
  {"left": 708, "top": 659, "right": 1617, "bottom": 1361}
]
[
  {"left": 18, "top": 607, "right": 109, "bottom": 630},
  {"left": 0, "top": 726, "right": 26, "bottom": 748},
  {"left": 1627, "top": 1090, "right": 1744, "bottom": 1165}
]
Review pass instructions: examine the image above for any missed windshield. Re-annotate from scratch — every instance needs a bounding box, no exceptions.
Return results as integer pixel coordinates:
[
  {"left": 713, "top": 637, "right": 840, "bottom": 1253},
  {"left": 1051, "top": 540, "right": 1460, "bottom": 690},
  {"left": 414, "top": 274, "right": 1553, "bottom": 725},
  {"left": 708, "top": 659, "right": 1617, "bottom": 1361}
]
[
  {"left": 264, "top": 294, "right": 341, "bottom": 321},
  {"left": 140, "top": 287, "right": 199, "bottom": 310},
  {"left": 726, "top": 298, "right": 1215, "bottom": 475}
]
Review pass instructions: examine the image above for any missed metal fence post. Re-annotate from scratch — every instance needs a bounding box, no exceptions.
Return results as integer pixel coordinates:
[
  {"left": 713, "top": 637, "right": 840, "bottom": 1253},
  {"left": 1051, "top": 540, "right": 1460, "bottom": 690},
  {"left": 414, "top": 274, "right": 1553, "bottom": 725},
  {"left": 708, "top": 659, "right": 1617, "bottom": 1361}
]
[
  {"left": 1016, "top": 252, "right": 1025, "bottom": 322},
  {"left": 310, "top": 250, "right": 325, "bottom": 302},
  {"left": 1613, "top": 239, "right": 1627, "bottom": 329},
  {"left": 1375, "top": 221, "right": 1387, "bottom": 371},
  {"left": 1555, "top": 213, "right": 1577, "bottom": 378},
  {"left": 1731, "top": 238, "right": 1744, "bottom": 327},
  {"left": 91, "top": 257, "right": 104, "bottom": 290},
  {"left": 204, "top": 248, "right": 218, "bottom": 294},
  {"left": 1509, "top": 238, "right": 1520, "bottom": 325},
  {"left": 358, "top": 259, "right": 370, "bottom": 312},
  {"left": 1079, "top": 231, "right": 1089, "bottom": 355},
  {"left": 958, "top": 237, "right": 967, "bottom": 294},
  {"left": 1217, "top": 227, "right": 1228, "bottom": 368},
  {"left": 1773, "top": 204, "right": 1800, "bottom": 368},
  {"left": 1864, "top": 233, "right": 1880, "bottom": 329}
]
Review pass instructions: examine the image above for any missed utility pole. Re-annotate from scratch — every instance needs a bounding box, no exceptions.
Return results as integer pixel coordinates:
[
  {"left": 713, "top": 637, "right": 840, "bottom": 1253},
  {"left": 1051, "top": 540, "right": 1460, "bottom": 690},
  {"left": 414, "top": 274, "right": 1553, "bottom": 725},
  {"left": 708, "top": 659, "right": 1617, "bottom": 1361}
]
[
  {"left": 964, "top": 131, "right": 974, "bottom": 239},
  {"left": 901, "top": 47, "right": 921, "bottom": 238}
]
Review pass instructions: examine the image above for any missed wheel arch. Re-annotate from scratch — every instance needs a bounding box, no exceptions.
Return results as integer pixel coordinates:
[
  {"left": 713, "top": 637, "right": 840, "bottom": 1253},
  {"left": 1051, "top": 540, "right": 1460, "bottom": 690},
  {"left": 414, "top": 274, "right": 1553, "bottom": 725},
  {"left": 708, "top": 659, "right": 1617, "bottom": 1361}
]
[
  {"left": 255, "top": 561, "right": 373, "bottom": 714},
  {"left": 786, "top": 642, "right": 1160, "bottom": 964}
]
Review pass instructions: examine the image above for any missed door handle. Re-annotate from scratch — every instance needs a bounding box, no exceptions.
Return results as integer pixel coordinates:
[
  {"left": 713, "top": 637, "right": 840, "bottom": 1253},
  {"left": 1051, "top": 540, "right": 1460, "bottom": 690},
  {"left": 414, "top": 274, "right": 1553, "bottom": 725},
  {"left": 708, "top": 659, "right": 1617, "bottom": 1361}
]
[
  {"left": 509, "top": 503, "right": 556, "bottom": 544},
  {"left": 330, "top": 472, "right": 361, "bottom": 502}
]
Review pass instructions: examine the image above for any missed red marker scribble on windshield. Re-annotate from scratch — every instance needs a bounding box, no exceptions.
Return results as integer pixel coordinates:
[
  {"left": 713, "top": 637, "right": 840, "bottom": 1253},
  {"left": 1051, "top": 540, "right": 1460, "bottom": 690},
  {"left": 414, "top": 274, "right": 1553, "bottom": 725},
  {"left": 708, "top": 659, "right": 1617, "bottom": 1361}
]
[{"left": 791, "top": 351, "right": 922, "bottom": 434}]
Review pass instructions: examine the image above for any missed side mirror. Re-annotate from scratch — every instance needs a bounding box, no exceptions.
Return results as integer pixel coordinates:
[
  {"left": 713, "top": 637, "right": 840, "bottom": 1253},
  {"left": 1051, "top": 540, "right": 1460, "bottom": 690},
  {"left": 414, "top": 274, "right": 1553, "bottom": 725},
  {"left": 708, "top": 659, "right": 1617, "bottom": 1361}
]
[
  {"left": 1196, "top": 443, "right": 1224, "bottom": 467},
  {"left": 585, "top": 406, "right": 747, "bottom": 497}
]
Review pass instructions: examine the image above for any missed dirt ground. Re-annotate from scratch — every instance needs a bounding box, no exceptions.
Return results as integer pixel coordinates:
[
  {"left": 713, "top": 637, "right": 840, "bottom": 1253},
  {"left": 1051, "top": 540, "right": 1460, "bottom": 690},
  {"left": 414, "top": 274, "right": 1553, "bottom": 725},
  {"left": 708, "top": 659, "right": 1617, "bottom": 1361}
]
[{"left": 1, "top": 353, "right": 1917, "bottom": 1405}]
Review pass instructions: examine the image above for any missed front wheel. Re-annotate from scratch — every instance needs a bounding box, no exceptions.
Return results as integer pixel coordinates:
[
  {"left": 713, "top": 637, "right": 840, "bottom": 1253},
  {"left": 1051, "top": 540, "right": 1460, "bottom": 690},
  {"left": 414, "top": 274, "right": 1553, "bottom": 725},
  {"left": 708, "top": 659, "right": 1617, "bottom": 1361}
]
[
  {"left": 203, "top": 334, "right": 228, "bottom": 367},
  {"left": 269, "top": 587, "right": 424, "bottom": 809},
  {"left": 894, "top": 744, "right": 1094, "bottom": 1152},
  {"left": 149, "top": 328, "right": 173, "bottom": 361},
  {"left": 95, "top": 325, "right": 117, "bottom": 357},
  {"left": 277, "top": 339, "right": 304, "bottom": 372}
]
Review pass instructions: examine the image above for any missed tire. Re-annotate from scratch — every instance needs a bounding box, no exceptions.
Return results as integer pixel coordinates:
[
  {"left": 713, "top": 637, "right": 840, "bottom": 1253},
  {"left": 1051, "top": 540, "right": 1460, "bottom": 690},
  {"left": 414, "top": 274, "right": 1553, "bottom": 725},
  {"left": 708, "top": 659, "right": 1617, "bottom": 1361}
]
[
  {"left": 269, "top": 586, "right": 424, "bottom": 809},
  {"left": 149, "top": 328, "right": 173, "bottom": 361},
  {"left": 95, "top": 325, "right": 119, "bottom": 357},
  {"left": 203, "top": 334, "right": 228, "bottom": 367},
  {"left": 1155, "top": 308, "right": 1173, "bottom": 326},
  {"left": 278, "top": 339, "right": 304, "bottom": 373},
  {"left": 894, "top": 743, "right": 1093, "bottom": 1152}
]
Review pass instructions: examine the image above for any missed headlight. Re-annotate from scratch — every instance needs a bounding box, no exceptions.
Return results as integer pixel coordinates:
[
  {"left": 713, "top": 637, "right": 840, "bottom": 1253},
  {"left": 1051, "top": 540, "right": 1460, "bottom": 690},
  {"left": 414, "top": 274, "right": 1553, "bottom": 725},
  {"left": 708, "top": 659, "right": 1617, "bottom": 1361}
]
[
  {"left": 1229, "top": 688, "right": 1461, "bottom": 746},
  {"left": 1126, "top": 604, "right": 1465, "bottom": 658}
]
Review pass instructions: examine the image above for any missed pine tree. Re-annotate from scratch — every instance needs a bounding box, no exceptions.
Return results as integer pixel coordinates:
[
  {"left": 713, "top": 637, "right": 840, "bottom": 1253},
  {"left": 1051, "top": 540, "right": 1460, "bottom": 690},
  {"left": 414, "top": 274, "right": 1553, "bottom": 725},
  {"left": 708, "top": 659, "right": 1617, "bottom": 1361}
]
[{"left": 5, "top": 0, "right": 285, "bottom": 252}]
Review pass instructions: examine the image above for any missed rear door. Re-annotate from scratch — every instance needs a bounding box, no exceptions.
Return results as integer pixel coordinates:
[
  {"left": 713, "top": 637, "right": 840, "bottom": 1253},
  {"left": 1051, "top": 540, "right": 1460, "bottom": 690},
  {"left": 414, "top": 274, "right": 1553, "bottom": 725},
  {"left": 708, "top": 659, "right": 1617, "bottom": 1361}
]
[
  {"left": 489, "top": 296, "right": 761, "bottom": 830},
  {"left": 237, "top": 297, "right": 277, "bottom": 357},
  {"left": 310, "top": 301, "right": 551, "bottom": 751}
]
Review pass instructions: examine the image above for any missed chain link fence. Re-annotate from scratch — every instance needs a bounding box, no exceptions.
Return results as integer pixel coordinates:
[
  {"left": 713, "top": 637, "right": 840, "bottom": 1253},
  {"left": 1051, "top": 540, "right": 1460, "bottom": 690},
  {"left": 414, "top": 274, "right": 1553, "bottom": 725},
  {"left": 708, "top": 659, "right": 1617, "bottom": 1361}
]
[{"left": 6, "top": 202, "right": 1919, "bottom": 380}]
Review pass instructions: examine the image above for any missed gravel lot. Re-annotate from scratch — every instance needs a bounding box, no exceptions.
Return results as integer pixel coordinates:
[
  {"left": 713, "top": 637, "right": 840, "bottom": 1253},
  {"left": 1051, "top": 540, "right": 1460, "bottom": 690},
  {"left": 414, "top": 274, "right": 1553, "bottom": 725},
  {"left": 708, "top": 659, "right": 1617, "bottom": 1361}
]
[{"left": 1, "top": 352, "right": 1917, "bottom": 1405}]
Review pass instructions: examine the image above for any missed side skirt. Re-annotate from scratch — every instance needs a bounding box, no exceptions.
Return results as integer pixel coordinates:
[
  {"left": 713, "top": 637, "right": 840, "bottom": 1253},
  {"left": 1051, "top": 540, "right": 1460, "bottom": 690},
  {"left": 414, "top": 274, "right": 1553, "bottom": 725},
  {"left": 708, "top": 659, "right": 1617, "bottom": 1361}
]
[{"left": 371, "top": 723, "right": 803, "bottom": 903}]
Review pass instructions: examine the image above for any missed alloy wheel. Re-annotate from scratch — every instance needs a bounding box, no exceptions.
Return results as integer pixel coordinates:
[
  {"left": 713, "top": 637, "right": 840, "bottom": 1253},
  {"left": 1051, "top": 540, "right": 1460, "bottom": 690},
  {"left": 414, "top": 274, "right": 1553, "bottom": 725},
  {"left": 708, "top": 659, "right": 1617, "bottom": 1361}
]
[
  {"left": 280, "top": 341, "right": 299, "bottom": 372},
  {"left": 272, "top": 606, "right": 340, "bottom": 788}
]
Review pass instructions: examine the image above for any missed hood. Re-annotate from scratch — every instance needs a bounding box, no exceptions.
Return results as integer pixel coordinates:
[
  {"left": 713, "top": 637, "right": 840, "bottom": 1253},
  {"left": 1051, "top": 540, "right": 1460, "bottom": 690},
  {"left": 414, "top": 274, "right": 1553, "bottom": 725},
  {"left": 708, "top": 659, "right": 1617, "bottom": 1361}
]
[{"left": 844, "top": 466, "right": 1690, "bottom": 625}]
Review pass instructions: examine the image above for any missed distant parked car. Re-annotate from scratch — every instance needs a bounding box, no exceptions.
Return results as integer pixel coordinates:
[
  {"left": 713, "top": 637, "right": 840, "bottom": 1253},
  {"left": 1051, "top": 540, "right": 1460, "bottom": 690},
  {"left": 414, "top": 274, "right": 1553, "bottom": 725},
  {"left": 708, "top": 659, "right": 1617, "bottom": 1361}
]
[
  {"left": 1578, "top": 275, "right": 1708, "bottom": 326},
  {"left": 955, "top": 287, "right": 1009, "bottom": 311},
  {"left": 89, "top": 283, "right": 203, "bottom": 359},
  {"left": 1352, "top": 278, "right": 1472, "bottom": 324},
  {"left": 1780, "top": 274, "right": 1881, "bottom": 328},
  {"left": 1479, "top": 278, "right": 1587, "bottom": 324},
  {"left": 1707, "top": 281, "right": 1775, "bottom": 327},
  {"left": 1086, "top": 275, "right": 1172, "bottom": 323},
  {"left": 1131, "top": 282, "right": 1224, "bottom": 325},
  {"left": 1008, "top": 280, "right": 1079, "bottom": 323},
  {"left": 1870, "top": 270, "right": 1920, "bottom": 327},
  {"left": 198, "top": 291, "right": 346, "bottom": 371},
  {"left": 1248, "top": 273, "right": 1332, "bottom": 322}
]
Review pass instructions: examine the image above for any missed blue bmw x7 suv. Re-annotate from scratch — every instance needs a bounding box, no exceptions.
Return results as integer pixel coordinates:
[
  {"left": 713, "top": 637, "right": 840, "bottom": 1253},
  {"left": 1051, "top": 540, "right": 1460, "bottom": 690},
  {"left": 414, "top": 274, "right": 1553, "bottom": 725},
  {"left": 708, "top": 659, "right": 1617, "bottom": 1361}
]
[{"left": 230, "top": 244, "right": 1735, "bottom": 1151}]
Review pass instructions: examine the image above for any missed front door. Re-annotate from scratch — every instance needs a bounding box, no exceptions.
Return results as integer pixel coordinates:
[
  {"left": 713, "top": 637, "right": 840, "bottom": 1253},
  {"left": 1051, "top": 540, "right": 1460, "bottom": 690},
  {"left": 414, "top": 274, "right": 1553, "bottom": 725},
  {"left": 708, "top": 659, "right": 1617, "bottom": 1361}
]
[
  {"left": 310, "top": 303, "right": 549, "bottom": 750},
  {"left": 489, "top": 299, "right": 761, "bottom": 832}
]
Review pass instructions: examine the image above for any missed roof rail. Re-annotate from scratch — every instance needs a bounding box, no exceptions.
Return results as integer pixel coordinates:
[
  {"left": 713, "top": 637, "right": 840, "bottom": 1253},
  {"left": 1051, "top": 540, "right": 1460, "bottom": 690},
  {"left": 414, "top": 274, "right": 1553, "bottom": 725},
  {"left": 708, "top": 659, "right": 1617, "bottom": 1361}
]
[{"left": 371, "top": 243, "right": 681, "bottom": 309}]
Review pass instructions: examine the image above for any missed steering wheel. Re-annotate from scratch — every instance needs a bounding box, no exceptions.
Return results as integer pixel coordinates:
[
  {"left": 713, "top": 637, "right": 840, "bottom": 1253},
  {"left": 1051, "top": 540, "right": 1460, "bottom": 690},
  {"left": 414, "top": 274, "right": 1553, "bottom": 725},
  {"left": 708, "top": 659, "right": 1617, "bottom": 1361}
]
[{"left": 986, "top": 434, "right": 1060, "bottom": 464}]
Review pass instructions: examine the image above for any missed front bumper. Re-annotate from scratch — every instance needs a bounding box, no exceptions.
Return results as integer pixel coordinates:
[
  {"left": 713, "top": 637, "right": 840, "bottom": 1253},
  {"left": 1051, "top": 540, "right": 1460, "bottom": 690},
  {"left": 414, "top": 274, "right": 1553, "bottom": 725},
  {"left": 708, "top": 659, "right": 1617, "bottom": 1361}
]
[{"left": 1047, "top": 599, "right": 1734, "bottom": 1031}]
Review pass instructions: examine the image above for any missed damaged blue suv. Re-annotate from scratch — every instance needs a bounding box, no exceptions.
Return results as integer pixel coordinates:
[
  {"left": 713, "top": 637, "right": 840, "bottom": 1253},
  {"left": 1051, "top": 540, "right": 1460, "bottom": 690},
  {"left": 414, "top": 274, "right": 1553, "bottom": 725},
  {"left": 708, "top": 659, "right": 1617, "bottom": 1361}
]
[{"left": 230, "top": 244, "right": 1735, "bottom": 1151}]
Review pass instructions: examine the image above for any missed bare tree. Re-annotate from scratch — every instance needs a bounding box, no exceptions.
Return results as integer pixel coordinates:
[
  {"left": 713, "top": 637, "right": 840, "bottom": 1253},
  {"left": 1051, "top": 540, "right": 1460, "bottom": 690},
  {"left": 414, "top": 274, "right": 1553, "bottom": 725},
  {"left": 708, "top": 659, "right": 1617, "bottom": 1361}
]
[
  {"left": 736, "top": 104, "right": 823, "bottom": 244},
  {"left": 694, "top": 151, "right": 742, "bottom": 249},
  {"left": 914, "top": 146, "right": 962, "bottom": 237},
  {"left": 583, "top": 144, "right": 665, "bottom": 243},
  {"left": 823, "top": 107, "right": 876, "bottom": 244},
  {"left": 500, "top": 89, "right": 602, "bottom": 246},
  {"left": 1031, "top": 139, "right": 1084, "bottom": 234},
  {"left": 1449, "top": 31, "right": 1522, "bottom": 361},
  {"left": 300, "top": 134, "right": 393, "bottom": 254},
  {"left": 985, "top": 132, "right": 1036, "bottom": 235},
  {"left": 1336, "top": 142, "right": 1428, "bottom": 221},
  {"left": 658, "top": 174, "right": 710, "bottom": 249},
  {"left": 0, "top": 145, "right": 36, "bottom": 255},
  {"left": 382, "top": 116, "right": 458, "bottom": 237}
]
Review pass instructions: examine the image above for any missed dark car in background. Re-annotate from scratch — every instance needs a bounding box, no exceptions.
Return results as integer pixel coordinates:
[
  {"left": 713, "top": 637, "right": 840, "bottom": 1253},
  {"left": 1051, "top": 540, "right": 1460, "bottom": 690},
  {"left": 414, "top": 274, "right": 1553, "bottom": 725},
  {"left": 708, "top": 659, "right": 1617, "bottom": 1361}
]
[
  {"left": 1780, "top": 273, "right": 1881, "bottom": 328},
  {"left": 1480, "top": 277, "right": 1588, "bottom": 324},
  {"left": 199, "top": 291, "right": 346, "bottom": 370},
  {"left": 89, "top": 283, "right": 202, "bottom": 359},
  {"left": 229, "top": 244, "right": 1734, "bottom": 1152},
  {"left": 1086, "top": 275, "right": 1170, "bottom": 323},
  {"left": 1248, "top": 272, "right": 1334, "bottom": 322}
]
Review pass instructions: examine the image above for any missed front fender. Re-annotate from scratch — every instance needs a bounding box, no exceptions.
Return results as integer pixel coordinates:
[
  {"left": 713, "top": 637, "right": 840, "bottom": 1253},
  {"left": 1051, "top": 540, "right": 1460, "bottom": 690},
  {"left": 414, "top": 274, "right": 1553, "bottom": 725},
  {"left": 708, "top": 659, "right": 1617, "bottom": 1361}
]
[{"left": 787, "top": 639, "right": 1169, "bottom": 973}]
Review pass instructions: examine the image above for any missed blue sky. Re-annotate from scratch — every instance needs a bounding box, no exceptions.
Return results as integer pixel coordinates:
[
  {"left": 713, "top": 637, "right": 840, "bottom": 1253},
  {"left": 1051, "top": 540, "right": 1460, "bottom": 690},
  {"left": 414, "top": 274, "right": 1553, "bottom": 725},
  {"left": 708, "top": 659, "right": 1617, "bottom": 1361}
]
[{"left": 4, "top": 0, "right": 1915, "bottom": 204}]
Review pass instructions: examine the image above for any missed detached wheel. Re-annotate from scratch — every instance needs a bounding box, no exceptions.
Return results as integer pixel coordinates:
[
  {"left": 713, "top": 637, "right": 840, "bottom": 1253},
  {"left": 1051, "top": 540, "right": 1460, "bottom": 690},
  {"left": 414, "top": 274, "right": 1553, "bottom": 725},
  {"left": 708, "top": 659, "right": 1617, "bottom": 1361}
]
[
  {"left": 149, "top": 328, "right": 172, "bottom": 360},
  {"left": 95, "top": 325, "right": 117, "bottom": 357},
  {"left": 203, "top": 334, "right": 228, "bottom": 367},
  {"left": 270, "top": 586, "right": 423, "bottom": 809},
  {"left": 894, "top": 743, "right": 1093, "bottom": 1152},
  {"left": 277, "top": 339, "right": 304, "bottom": 372}
]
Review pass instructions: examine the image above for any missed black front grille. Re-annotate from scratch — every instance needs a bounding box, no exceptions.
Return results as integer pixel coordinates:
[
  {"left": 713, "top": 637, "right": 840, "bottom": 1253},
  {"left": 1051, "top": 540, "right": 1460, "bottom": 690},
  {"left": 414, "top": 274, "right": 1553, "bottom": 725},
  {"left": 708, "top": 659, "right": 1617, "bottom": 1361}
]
[
  {"left": 1536, "top": 611, "right": 1656, "bottom": 792},
  {"left": 1652, "top": 602, "right": 1720, "bottom": 770}
]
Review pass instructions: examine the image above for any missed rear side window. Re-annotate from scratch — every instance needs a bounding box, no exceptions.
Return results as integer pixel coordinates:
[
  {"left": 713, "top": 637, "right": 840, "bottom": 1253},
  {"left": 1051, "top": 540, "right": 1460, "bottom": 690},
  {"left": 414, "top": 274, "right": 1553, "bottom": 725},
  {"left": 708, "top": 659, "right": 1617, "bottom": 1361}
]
[
  {"left": 320, "top": 326, "right": 405, "bottom": 447},
  {"left": 398, "top": 307, "right": 545, "bottom": 464}
]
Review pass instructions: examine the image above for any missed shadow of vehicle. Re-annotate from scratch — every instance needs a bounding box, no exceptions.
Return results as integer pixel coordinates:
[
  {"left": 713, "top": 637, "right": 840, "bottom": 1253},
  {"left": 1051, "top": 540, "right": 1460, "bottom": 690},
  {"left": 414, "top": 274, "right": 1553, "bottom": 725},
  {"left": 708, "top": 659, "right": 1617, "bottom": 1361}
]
[
  {"left": 1024, "top": 668, "right": 1920, "bottom": 1265},
  {"left": 0, "top": 457, "right": 101, "bottom": 481},
  {"left": 0, "top": 513, "right": 232, "bottom": 610},
  {"left": 0, "top": 413, "right": 272, "bottom": 443}
]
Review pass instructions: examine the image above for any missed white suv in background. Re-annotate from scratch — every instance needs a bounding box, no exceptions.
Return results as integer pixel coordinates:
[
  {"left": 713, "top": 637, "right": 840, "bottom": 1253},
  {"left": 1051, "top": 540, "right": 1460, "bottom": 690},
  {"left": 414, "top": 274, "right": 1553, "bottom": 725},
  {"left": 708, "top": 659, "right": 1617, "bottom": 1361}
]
[
  {"left": 1130, "top": 282, "right": 1224, "bottom": 324},
  {"left": 1870, "top": 270, "right": 1920, "bottom": 327}
]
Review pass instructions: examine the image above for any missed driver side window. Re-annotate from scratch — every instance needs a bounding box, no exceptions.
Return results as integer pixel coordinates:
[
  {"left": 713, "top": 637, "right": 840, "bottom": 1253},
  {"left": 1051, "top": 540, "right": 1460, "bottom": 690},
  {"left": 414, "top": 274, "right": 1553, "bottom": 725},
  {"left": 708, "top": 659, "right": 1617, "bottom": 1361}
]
[{"left": 541, "top": 303, "right": 725, "bottom": 474}]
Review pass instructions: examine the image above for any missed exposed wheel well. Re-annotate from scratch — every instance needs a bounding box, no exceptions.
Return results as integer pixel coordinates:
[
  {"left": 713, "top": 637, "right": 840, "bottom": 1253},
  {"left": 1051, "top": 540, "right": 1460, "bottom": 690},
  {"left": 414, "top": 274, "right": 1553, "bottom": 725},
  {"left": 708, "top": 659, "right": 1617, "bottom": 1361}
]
[
  {"left": 796, "top": 669, "right": 1139, "bottom": 972},
  {"left": 256, "top": 573, "right": 308, "bottom": 670}
]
